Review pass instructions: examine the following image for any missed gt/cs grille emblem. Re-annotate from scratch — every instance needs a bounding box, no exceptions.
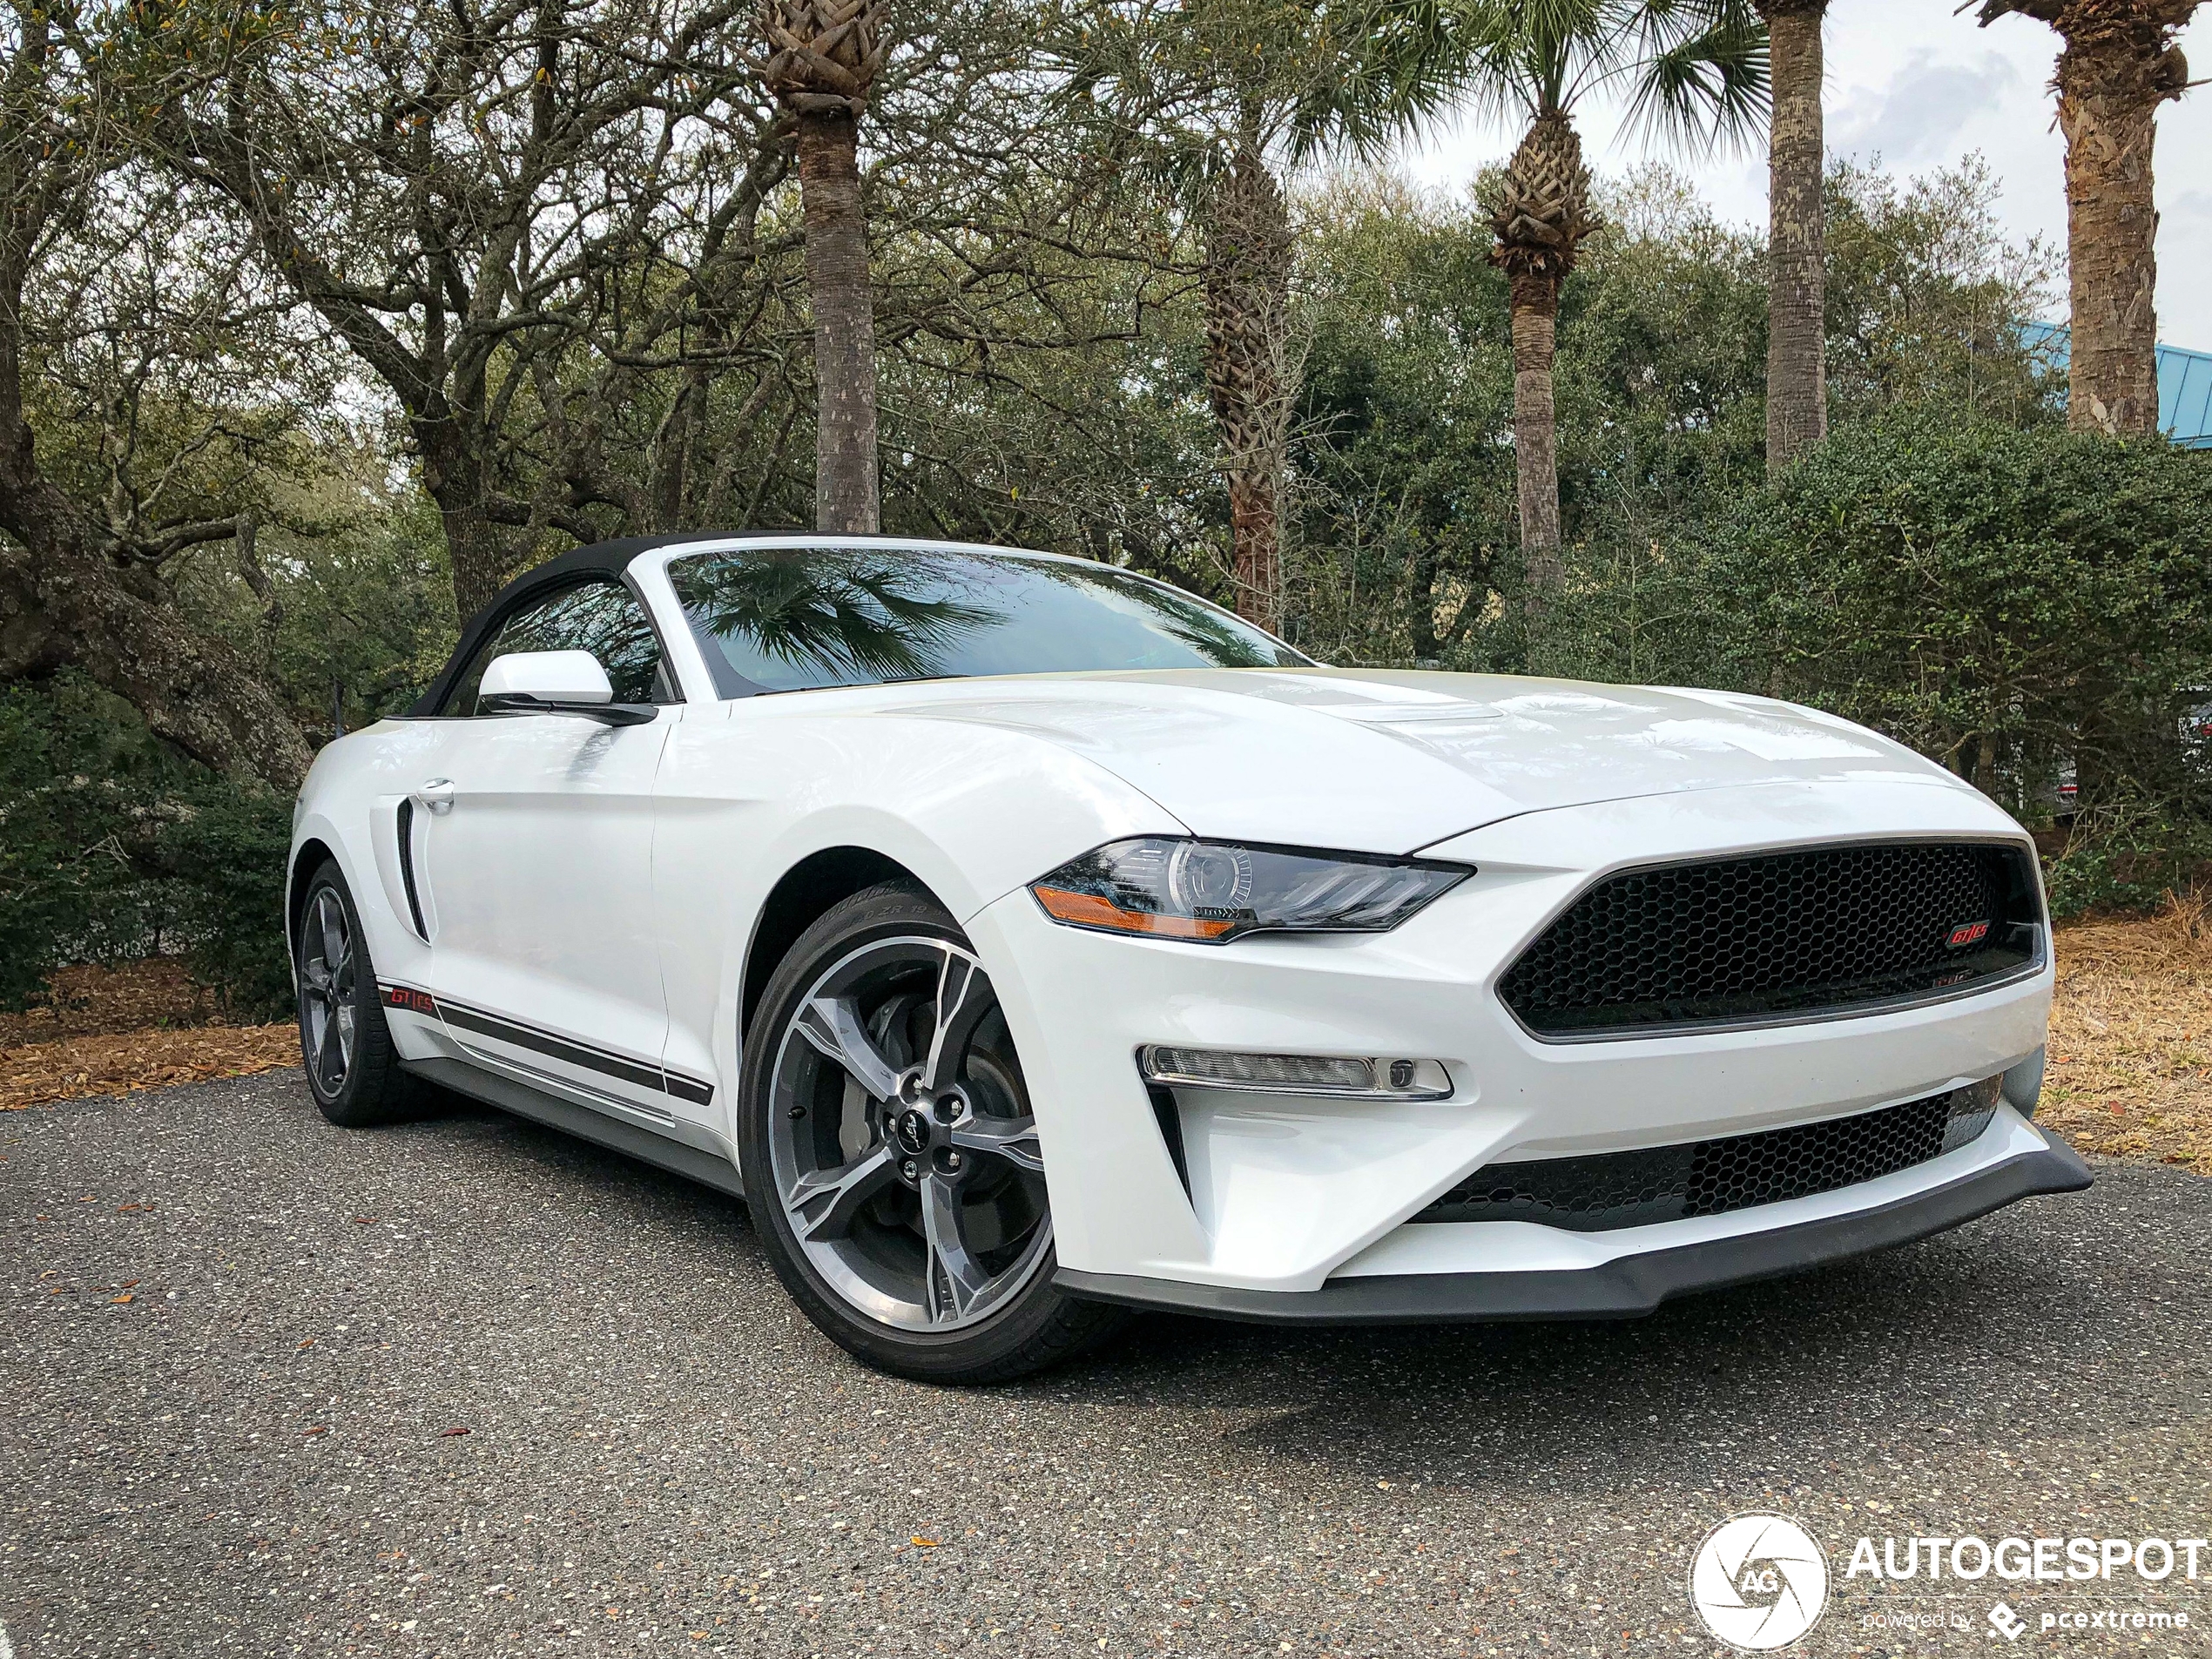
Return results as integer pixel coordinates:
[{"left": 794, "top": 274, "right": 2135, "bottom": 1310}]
[{"left": 1945, "top": 920, "right": 1991, "bottom": 949}]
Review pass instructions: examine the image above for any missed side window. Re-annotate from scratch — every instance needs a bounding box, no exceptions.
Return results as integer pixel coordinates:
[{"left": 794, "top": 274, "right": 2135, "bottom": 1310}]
[{"left": 439, "top": 581, "right": 671, "bottom": 715}]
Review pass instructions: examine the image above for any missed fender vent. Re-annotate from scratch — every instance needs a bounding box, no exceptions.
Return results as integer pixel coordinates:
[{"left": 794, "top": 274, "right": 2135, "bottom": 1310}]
[
  {"left": 396, "top": 798, "right": 428, "bottom": 939},
  {"left": 1499, "top": 841, "right": 2043, "bottom": 1039},
  {"left": 1416, "top": 1080, "right": 2002, "bottom": 1232}
]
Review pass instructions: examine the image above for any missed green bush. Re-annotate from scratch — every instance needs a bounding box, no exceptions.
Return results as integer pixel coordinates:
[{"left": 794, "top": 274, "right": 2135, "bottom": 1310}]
[
  {"left": 1696, "top": 413, "right": 2212, "bottom": 806},
  {"left": 1536, "top": 411, "right": 2212, "bottom": 914},
  {"left": 0, "top": 676, "right": 293, "bottom": 1016}
]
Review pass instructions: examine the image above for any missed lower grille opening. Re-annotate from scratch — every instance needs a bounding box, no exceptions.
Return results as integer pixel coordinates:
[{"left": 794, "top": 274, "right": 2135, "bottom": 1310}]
[{"left": 1416, "top": 1079, "right": 2003, "bottom": 1232}]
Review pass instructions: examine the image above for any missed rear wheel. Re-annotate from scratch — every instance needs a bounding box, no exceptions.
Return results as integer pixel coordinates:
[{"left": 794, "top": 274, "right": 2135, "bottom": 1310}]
[
  {"left": 739, "top": 883, "right": 1125, "bottom": 1383},
  {"left": 295, "top": 861, "right": 430, "bottom": 1127}
]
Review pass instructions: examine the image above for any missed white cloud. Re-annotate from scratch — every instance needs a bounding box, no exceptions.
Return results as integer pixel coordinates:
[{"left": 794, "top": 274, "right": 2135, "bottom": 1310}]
[{"left": 1830, "top": 49, "right": 2021, "bottom": 166}]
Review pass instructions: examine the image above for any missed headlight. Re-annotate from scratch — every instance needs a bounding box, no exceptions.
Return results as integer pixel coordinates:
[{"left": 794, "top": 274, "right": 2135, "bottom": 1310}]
[{"left": 1028, "top": 836, "right": 1470, "bottom": 943}]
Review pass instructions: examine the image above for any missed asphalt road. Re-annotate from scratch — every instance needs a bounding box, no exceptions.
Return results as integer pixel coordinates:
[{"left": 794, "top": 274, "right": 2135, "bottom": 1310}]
[{"left": 3, "top": 1073, "right": 2209, "bottom": 1659}]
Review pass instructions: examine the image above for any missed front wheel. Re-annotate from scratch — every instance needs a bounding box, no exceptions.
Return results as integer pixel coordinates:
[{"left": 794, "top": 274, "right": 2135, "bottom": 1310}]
[
  {"left": 295, "top": 861, "right": 432, "bottom": 1127},
  {"left": 738, "top": 883, "right": 1125, "bottom": 1383}
]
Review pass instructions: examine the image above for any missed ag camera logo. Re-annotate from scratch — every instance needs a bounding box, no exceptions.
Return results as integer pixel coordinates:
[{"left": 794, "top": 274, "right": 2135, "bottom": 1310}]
[{"left": 1689, "top": 1514, "right": 1831, "bottom": 1650}]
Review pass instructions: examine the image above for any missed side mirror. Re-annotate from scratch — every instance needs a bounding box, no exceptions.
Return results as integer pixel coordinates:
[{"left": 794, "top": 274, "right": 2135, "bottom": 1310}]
[{"left": 477, "top": 651, "right": 655, "bottom": 725}]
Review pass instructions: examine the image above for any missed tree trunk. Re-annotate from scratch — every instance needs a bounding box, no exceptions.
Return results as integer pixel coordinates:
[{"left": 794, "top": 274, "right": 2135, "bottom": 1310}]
[
  {"left": 1201, "top": 148, "right": 1294, "bottom": 631},
  {"left": 0, "top": 539, "right": 311, "bottom": 791},
  {"left": 2054, "top": 28, "right": 2182, "bottom": 436},
  {"left": 794, "top": 109, "right": 880, "bottom": 534},
  {"left": 0, "top": 262, "right": 309, "bottom": 788},
  {"left": 1509, "top": 273, "right": 1563, "bottom": 600},
  {"left": 414, "top": 426, "right": 517, "bottom": 619},
  {"left": 1761, "top": 0, "right": 1829, "bottom": 470}
]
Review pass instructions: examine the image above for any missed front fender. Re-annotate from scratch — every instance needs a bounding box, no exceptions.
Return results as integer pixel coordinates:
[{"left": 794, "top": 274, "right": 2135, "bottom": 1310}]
[
  {"left": 287, "top": 725, "right": 441, "bottom": 1000},
  {"left": 651, "top": 705, "right": 1186, "bottom": 1143}
]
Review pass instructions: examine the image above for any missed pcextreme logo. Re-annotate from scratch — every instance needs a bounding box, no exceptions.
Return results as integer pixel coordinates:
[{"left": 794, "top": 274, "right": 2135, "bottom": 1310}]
[{"left": 1689, "top": 1514, "right": 1831, "bottom": 1650}]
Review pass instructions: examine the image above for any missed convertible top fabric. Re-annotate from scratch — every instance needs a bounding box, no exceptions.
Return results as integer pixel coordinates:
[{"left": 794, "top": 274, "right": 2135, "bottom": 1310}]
[{"left": 408, "top": 531, "right": 735, "bottom": 718}]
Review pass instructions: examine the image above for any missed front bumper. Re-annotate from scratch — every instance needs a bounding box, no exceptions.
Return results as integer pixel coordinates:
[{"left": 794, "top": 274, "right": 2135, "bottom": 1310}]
[
  {"left": 1056, "top": 1131, "right": 2091, "bottom": 1323},
  {"left": 961, "top": 779, "right": 2066, "bottom": 1298}
]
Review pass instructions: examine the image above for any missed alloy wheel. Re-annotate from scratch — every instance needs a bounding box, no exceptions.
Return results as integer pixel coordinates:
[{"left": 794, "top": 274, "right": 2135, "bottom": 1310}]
[
  {"left": 767, "top": 935, "right": 1051, "bottom": 1332},
  {"left": 298, "top": 887, "right": 359, "bottom": 1098}
]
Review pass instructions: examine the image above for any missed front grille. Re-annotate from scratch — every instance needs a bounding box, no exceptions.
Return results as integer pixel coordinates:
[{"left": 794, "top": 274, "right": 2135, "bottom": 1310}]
[
  {"left": 1415, "top": 1079, "right": 2002, "bottom": 1232},
  {"left": 1499, "top": 841, "right": 2042, "bottom": 1039}
]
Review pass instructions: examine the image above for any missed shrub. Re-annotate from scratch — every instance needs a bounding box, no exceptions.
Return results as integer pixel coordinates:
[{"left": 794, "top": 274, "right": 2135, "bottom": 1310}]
[
  {"left": 1532, "top": 412, "right": 2212, "bottom": 914},
  {"left": 0, "top": 677, "right": 293, "bottom": 1016},
  {"left": 1694, "top": 414, "right": 2212, "bottom": 822}
]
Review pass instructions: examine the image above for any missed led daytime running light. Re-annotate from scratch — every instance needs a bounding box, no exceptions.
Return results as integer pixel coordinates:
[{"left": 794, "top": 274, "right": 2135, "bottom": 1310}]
[{"left": 1140, "top": 1045, "right": 1453, "bottom": 1100}]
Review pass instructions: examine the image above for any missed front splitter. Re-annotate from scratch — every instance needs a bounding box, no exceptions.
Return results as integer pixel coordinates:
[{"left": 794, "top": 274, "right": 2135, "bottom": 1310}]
[{"left": 1055, "top": 1138, "right": 2092, "bottom": 1325}]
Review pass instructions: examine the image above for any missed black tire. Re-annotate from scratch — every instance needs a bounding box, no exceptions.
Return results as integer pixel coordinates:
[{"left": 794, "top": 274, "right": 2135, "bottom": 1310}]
[
  {"left": 294, "top": 860, "right": 433, "bottom": 1128},
  {"left": 739, "top": 882, "right": 1127, "bottom": 1384}
]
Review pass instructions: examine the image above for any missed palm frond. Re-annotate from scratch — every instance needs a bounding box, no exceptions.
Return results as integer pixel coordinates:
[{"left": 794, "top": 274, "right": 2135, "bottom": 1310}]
[
  {"left": 1456, "top": 0, "right": 1769, "bottom": 146},
  {"left": 1609, "top": 0, "right": 1768, "bottom": 156}
]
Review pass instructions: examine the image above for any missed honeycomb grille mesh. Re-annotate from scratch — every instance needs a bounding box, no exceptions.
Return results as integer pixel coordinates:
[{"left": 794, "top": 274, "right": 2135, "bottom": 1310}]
[
  {"left": 1500, "top": 842, "right": 2041, "bottom": 1038},
  {"left": 1415, "top": 1082, "right": 2003, "bottom": 1232}
]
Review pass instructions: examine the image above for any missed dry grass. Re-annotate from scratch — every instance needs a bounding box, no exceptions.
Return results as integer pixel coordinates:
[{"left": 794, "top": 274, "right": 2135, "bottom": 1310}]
[
  {"left": 2040, "top": 899, "right": 2212, "bottom": 1176},
  {"left": 0, "top": 960, "right": 297, "bottom": 1113},
  {"left": 4, "top": 927, "right": 2211, "bottom": 1175}
]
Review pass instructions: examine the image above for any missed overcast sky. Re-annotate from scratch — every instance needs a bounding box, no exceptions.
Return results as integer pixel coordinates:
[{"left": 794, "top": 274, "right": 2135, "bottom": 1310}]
[{"left": 1396, "top": 1, "right": 2212, "bottom": 350}]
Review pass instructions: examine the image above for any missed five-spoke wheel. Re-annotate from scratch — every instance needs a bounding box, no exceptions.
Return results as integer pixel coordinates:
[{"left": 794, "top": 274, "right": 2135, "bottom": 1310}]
[
  {"left": 771, "top": 935, "right": 1052, "bottom": 1331},
  {"left": 293, "top": 862, "right": 428, "bottom": 1127},
  {"left": 740, "top": 882, "right": 1124, "bottom": 1381},
  {"left": 298, "top": 886, "right": 359, "bottom": 1099}
]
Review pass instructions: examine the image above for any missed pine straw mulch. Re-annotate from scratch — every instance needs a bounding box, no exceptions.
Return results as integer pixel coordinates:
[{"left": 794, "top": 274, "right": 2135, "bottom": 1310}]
[
  {"left": 3, "top": 924, "right": 2211, "bottom": 1173},
  {"left": 2038, "top": 896, "right": 2212, "bottom": 1176},
  {"left": 0, "top": 960, "right": 298, "bottom": 1114}
]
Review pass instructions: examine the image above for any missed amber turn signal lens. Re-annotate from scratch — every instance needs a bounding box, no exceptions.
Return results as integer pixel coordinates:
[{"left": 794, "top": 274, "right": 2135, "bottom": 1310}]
[{"left": 1029, "top": 886, "right": 1237, "bottom": 941}]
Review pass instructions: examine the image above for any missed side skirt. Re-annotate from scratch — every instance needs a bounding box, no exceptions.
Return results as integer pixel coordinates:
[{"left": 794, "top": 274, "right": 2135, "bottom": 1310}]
[{"left": 403, "top": 1055, "right": 746, "bottom": 1202}]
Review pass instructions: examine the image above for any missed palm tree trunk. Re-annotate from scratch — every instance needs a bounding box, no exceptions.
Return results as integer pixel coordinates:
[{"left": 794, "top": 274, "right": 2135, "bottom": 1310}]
[
  {"left": 2053, "top": 26, "right": 2184, "bottom": 436},
  {"left": 1201, "top": 145, "right": 1293, "bottom": 631},
  {"left": 1509, "top": 273, "right": 1563, "bottom": 598},
  {"left": 1482, "top": 108, "right": 1595, "bottom": 613},
  {"left": 794, "top": 107, "right": 880, "bottom": 532},
  {"left": 1760, "top": 0, "right": 1828, "bottom": 470}
]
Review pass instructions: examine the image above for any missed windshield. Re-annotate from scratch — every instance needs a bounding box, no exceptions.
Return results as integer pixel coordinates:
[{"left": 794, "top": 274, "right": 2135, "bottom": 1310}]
[{"left": 664, "top": 545, "right": 1310, "bottom": 697}]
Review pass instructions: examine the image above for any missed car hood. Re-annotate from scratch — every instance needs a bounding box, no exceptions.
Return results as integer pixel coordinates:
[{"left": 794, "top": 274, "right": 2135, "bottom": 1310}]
[{"left": 865, "top": 667, "right": 1970, "bottom": 855}]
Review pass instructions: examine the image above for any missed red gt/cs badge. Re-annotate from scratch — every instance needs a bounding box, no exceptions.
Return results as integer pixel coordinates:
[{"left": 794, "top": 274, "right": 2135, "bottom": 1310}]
[{"left": 1945, "top": 920, "right": 1991, "bottom": 949}]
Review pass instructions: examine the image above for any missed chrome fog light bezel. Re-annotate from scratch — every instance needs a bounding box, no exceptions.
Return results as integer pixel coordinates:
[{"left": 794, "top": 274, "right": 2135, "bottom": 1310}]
[{"left": 1137, "top": 1045, "right": 1453, "bottom": 1101}]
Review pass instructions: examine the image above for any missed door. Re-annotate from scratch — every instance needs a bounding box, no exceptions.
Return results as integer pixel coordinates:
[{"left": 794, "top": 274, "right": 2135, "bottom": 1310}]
[{"left": 410, "top": 578, "right": 691, "bottom": 1125}]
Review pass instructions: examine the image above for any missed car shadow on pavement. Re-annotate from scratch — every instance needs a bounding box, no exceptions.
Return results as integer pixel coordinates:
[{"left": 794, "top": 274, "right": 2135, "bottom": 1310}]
[
  {"left": 1028, "top": 1198, "right": 2149, "bottom": 1497},
  {"left": 435, "top": 1096, "right": 2192, "bottom": 1501}
]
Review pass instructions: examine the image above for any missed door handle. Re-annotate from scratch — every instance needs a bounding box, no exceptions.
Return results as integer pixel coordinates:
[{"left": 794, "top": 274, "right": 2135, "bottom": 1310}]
[{"left": 418, "top": 778, "right": 455, "bottom": 815}]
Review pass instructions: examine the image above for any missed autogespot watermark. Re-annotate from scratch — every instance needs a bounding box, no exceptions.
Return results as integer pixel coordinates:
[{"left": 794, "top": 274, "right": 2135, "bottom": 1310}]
[
  {"left": 1842, "top": 1534, "right": 2212, "bottom": 1585},
  {"left": 1689, "top": 1515, "right": 1831, "bottom": 1650},
  {"left": 1688, "top": 1518, "right": 2204, "bottom": 1647}
]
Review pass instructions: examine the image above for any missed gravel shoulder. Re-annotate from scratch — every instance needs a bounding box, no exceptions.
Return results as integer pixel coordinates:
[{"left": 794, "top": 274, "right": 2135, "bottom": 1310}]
[{"left": 3, "top": 1072, "right": 2208, "bottom": 1658}]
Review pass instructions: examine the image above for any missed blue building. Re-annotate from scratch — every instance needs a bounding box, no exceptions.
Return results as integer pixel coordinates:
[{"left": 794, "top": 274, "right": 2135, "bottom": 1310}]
[{"left": 2019, "top": 320, "right": 2212, "bottom": 448}]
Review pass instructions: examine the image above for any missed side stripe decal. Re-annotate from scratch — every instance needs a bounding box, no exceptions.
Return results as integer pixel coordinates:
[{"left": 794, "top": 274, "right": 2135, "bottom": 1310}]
[{"left": 380, "top": 983, "right": 715, "bottom": 1108}]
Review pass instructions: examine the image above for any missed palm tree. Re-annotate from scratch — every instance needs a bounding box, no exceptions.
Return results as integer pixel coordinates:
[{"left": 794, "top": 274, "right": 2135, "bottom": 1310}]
[
  {"left": 1976, "top": 1, "right": 2198, "bottom": 437},
  {"left": 1064, "top": 2, "right": 1477, "bottom": 630},
  {"left": 1200, "top": 128, "right": 1298, "bottom": 626},
  {"left": 758, "top": 1, "right": 889, "bottom": 532},
  {"left": 1757, "top": 0, "right": 1827, "bottom": 472},
  {"left": 1463, "top": 0, "right": 1766, "bottom": 603}
]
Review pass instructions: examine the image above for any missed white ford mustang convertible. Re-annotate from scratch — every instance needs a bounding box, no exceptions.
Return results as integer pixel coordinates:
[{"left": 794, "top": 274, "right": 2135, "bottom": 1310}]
[{"left": 288, "top": 533, "right": 2087, "bottom": 1380}]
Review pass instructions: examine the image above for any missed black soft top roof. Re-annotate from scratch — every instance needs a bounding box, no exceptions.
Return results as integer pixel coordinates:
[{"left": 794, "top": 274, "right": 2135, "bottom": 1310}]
[
  {"left": 408, "top": 531, "right": 769, "bottom": 717},
  {"left": 405, "top": 529, "right": 1098, "bottom": 716}
]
